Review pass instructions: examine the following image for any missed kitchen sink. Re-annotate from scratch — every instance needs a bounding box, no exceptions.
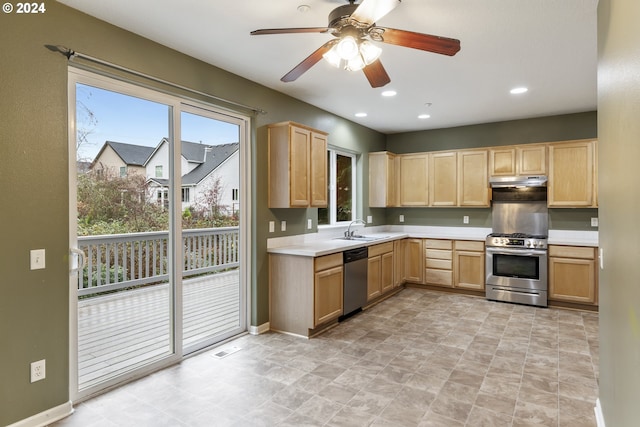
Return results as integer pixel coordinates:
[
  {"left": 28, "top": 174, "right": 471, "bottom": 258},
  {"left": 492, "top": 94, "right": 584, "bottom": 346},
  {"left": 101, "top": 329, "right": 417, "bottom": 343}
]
[{"left": 336, "top": 235, "right": 390, "bottom": 242}]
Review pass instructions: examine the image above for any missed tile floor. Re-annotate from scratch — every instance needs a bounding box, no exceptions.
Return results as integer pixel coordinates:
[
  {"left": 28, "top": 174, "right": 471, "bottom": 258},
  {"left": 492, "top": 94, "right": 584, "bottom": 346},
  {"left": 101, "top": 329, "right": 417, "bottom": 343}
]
[{"left": 51, "top": 288, "right": 599, "bottom": 427}]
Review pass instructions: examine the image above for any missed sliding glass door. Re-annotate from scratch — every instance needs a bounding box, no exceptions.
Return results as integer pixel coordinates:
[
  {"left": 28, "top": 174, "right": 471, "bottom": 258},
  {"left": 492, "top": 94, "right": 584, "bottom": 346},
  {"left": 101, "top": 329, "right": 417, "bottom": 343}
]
[{"left": 69, "top": 69, "right": 248, "bottom": 400}]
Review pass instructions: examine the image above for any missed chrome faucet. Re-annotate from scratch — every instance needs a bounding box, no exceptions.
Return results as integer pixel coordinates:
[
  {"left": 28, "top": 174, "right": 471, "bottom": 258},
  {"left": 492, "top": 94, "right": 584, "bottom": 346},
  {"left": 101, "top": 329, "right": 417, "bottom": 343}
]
[{"left": 345, "top": 219, "right": 366, "bottom": 239}]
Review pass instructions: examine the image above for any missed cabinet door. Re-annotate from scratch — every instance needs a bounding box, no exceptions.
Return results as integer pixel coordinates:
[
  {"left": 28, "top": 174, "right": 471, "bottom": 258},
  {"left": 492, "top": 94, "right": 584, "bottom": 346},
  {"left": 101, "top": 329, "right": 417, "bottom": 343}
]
[
  {"left": 518, "top": 145, "right": 546, "bottom": 175},
  {"left": 369, "top": 152, "right": 396, "bottom": 207},
  {"left": 455, "top": 251, "right": 485, "bottom": 290},
  {"left": 489, "top": 148, "right": 516, "bottom": 176},
  {"left": 548, "top": 141, "right": 595, "bottom": 207},
  {"left": 380, "top": 251, "right": 394, "bottom": 294},
  {"left": 430, "top": 152, "right": 457, "bottom": 206},
  {"left": 314, "top": 266, "right": 344, "bottom": 325},
  {"left": 289, "top": 126, "right": 311, "bottom": 207},
  {"left": 405, "top": 239, "right": 424, "bottom": 283},
  {"left": 399, "top": 154, "right": 429, "bottom": 206},
  {"left": 367, "top": 256, "right": 382, "bottom": 301},
  {"left": 458, "top": 150, "right": 489, "bottom": 206},
  {"left": 393, "top": 239, "right": 406, "bottom": 286},
  {"left": 549, "top": 257, "right": 596, "bottom": 304},
  {"left": 310, "top": 132, "right": 328, "bottom": 207}
]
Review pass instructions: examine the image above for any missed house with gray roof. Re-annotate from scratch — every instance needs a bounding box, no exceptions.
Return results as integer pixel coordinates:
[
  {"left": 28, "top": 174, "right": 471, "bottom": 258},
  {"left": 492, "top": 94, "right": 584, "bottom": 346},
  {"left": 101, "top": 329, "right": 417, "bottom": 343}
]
[
  {"left": 144, "top": 138, "right": 240, "bottom": 213},
  {"left": 90, "top": 141, "right": 155, "bottom": 176}
]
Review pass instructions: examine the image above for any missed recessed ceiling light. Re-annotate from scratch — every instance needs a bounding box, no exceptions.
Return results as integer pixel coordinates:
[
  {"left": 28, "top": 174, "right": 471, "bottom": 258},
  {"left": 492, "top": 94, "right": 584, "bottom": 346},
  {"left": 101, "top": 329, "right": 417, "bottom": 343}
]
[
  {"left": 355, "top": 112, "right": 367, "bottom": 118},
  {"left": 510, "top": 87, "right": 528, "bottom": 94},
  {"left": 381, "top": 90, "right": 397, "bottom": 97},
  {"left": 418, "top": 114, "right": 431, "bottom": 119}
]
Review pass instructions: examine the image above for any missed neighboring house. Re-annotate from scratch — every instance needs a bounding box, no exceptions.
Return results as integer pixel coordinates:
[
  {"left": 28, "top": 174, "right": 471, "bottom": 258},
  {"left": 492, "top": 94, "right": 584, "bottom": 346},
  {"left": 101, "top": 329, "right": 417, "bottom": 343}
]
[
  {"left": 90, "top": 140, "right": 155, "bottom": 177},
  {"left": 146, "top": 138, "right": 239, "bottom": 213}
]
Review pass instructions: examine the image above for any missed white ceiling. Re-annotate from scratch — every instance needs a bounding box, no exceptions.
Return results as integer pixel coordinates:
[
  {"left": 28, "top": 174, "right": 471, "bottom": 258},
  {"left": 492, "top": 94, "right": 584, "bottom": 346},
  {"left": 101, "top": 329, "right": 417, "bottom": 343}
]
[{"left": 59, "top": 0, "right": 598, "bottom": 134}]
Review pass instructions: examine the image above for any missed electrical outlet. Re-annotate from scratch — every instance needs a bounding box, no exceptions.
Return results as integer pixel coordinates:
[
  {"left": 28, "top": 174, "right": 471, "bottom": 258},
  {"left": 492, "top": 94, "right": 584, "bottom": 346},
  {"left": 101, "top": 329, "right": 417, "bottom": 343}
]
[
  {"left": 367, "top": 215, "right": 372, "bottom": 224},
  {"left": 30, "top": 359, "right": 46, "bottom": 383},
  {"left": 30, "top": 249, "right": 46, "bottom": 270},
  {"left": 268, "top": 221, "right": 275, "bottom": 233},
  {"left": 399, "top": 215, "right": 405, "bottom": 223},
  {"left": 591, "top": 217, "right": 599, "bottom": 227},
  {"left": 463, "top": 216, "right": 469, "bottom": 224},
  {"left": 281, "top": 221, "right": 286, "bottom": 231}
]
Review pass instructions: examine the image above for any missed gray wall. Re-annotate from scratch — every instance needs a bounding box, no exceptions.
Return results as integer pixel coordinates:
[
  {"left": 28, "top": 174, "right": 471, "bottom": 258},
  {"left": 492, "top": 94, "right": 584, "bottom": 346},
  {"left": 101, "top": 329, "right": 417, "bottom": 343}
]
[{"left": 597, "top": 1, "right": 640, "bottom": 425}]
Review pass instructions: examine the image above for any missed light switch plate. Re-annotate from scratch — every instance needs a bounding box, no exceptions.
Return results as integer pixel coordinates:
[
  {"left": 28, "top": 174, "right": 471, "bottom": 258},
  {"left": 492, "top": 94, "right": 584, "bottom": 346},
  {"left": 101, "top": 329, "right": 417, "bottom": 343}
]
[
  {"left": 307, "top": 219, "right": 312, "bottom": 229},
  {"left": 269, "top": 221, "right": 275, "bottom": 233},
  {"left": 30, "top": 249, "right": 45, "bottom": 270},
  {"left": 367, "top": 216, "right": 372, "bottom": 224},
  {"left": 281, "top": 221, "right": 286, "bottom": 231}
]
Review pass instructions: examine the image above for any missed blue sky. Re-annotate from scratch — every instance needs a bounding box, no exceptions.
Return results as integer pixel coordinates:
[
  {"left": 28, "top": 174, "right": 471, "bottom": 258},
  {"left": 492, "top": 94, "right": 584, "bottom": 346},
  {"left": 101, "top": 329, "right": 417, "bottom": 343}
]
[{"left": 76, "top": 83, "right": 239, "bottom": 161}]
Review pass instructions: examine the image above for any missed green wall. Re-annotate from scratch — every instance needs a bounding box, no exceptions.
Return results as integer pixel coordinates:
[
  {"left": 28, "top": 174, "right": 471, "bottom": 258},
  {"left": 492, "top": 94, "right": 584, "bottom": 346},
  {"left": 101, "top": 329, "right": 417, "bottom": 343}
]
[
  {"left": 0, "top": 3, "right": 600, "bottom": 425},
  {"left": 597, "top": 0, "right": 640, "bottom": 425},
  {"left": 0, "top": 3, "right": 384, "bottom": 425}
]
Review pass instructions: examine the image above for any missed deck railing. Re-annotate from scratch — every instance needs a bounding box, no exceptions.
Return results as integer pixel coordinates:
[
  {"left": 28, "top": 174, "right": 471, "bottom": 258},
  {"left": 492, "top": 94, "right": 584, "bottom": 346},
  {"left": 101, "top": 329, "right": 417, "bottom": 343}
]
[{"left": 77, "top": 227, "right": 239, "bottom": 297}]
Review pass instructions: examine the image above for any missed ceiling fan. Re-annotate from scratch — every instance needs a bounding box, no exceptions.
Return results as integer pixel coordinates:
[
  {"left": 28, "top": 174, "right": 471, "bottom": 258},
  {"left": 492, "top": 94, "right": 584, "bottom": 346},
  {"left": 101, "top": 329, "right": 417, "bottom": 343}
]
[{"left": 250, "top": 0, "right": 461, "bottom": 88}]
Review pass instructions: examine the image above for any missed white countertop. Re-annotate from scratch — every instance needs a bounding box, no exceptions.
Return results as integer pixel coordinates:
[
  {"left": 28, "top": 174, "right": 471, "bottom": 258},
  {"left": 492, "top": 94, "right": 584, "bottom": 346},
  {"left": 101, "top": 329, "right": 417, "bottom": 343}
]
[{"left": 267, "top": 225, "right": 599, "bottom": 257}]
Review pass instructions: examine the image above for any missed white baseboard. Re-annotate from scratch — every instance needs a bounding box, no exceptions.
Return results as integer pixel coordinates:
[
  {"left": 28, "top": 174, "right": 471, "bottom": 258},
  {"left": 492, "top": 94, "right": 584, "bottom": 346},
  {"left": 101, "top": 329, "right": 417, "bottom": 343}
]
[
  {"left": 595, "top": 398, "right": 606, "bottom": 427},
  {"left": 249, "top": 322, "right": 270, "bottom": 335},
  {"left": 8, "top": 401, "right": 73, "bottom": 427}
]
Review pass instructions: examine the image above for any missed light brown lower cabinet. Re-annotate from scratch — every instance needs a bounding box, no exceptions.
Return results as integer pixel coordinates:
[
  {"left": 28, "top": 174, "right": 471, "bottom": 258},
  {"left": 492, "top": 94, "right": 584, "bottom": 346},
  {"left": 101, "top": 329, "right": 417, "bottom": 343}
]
[
  {"left": 454, "top": 240, "right": 485, "bottom": 290},
  {"left": 405, "top": 239, "right": 425, "bottom": 283},
  {"left": 270, "top": 252, "right": 343, "bottom": 337},
  {"left": 394, "top": 239, "right": 407, "bottom": 286},
  {"left": 549, "top": 245, "right": 597, "bottom": 305},
  {"left": 367, "top": 242, "right": 394, "bottom": 301}
]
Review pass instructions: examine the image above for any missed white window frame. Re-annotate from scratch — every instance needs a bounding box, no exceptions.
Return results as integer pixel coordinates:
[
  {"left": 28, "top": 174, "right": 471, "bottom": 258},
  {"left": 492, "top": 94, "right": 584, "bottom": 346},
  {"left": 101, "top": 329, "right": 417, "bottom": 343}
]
[{"left": 322, "top": 147, "right": 357, "bottom": 226}]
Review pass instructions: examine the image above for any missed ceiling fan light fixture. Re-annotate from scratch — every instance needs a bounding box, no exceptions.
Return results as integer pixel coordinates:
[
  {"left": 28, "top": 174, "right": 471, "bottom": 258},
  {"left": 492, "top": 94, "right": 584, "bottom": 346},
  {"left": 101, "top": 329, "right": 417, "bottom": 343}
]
[
  {"left": 345, "top": 55, "right": 365, "bottom": 71},
  {"left": 336, "top": 36, "right": 360, "bottom": 60},
  {"left": 359, "top": 40, "right": 382, "bottom": 65},
  {"left": 322, "top": 46, "right": 343, "bottom": 68}
]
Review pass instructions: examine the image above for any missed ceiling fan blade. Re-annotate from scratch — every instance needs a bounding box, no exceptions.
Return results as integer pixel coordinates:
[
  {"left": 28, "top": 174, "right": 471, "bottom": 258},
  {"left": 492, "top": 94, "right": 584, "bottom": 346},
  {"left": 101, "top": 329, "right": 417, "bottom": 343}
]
[
  {"left": 351, "top": 0, "right": 400, "bottom": 26},
  {"left": 281, "top": 40, "right": 338, "bottom": 83},
  {"left": 251, "top": 27, "right": 332, "bottom": 36},
  {"left": 375, "top": 27, "right": 461, "bottom": 56},
  {"left": 362, "top": 59, "right": 391, "bottom": 88}
]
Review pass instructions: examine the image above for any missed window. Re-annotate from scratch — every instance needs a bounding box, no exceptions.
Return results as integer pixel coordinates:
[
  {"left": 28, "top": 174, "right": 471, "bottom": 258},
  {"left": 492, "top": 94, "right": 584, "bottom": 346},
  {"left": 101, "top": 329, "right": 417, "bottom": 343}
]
[
  {"left": 119, "top": 166, "right": 127, "bottom": 177},
  {"left": 232, "top": 188, "right": 239, "bottom": 201},
  {"left": 156, "top": 188, "right": 169, "bottom": 209},
  {"left": 155, "top": 165, "right": 163, "bottom": 178},
  {"left": 182, "top": 187, "right": 190, "bottom": 203},
  {"left": 318, "top": 149, "right": 356, "bottom": 225}
]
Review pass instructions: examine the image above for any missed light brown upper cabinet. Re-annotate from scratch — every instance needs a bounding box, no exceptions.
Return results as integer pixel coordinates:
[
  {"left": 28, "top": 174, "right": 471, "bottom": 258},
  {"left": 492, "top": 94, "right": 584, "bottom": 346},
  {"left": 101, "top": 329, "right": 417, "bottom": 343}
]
[
  {"left": 458, "top": 150, "right": 490, "bottom": 207},
  {"left": 268, "top": 121, "right": 328, "bottom": 208},
  {"left": 369, "top": 151, "right": 398, "bottom": 207},
  {"left": 548, "top": 139, "right": 597, "bottom": 207},
  {"left": 399, "top": 153, "right": 429, "bottom": 206},
  {"left": 489, "top": 144, "right": 546, "bottom": 177},
  {"left": 429, "top": 151, "right": 458, "bottom": 206}
]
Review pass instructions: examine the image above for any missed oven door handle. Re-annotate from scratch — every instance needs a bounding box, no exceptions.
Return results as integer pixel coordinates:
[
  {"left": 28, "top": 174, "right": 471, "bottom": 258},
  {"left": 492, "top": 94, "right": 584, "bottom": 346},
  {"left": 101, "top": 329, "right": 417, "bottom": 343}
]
[{"left": 486, "top": 247, "right": 547, "bottom": 256}]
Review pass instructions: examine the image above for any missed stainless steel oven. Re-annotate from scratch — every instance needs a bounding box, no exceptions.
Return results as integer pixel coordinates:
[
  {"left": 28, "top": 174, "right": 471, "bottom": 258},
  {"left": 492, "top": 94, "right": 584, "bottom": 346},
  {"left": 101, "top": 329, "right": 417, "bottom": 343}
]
[{"left": 485, "top": 235, "right": 548, "bottom": 307}]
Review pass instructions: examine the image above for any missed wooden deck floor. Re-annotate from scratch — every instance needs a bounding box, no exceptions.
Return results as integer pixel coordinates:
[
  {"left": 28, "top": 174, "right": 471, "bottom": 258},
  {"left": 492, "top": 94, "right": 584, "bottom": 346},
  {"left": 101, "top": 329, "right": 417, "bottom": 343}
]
[{"left": 77, "top": 270, "right": 241, "bottom": 390}]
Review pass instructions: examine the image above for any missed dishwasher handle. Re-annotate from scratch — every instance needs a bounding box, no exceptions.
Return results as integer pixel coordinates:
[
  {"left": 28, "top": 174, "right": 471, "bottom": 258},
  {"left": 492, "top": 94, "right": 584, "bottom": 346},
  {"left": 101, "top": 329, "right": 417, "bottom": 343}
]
[{"left": 343, "top": 246, "right": 368, "bottom": 263}]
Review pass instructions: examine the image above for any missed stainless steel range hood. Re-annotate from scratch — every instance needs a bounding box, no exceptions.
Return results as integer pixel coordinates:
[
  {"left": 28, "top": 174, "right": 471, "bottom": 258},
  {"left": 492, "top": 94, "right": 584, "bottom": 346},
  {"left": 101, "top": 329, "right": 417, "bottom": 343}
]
[{"left": 489, "top": 175, "right": 548, "bottom": 188}]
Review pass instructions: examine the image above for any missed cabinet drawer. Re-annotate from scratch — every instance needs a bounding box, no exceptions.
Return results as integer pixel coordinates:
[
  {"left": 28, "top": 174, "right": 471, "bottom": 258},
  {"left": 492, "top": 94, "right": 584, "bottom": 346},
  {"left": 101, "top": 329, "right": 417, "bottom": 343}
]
[
  {"left": 548, "top": 245, "right": 595, "bottom": 259},
  {"left": 315, "top": 252, "right": 343, "bottom": 271},
  {"left": 425, "top": 239, "right": 453, "bottom": 250},
  {"left": 426, "top": 258, "right": 452, "bottom": 270},
  {"left": 425, "top": 268, "right": 453, "bottom": 286},
  {"left": 455, "top": 240, "right": 484, "bottom": 252},
  {"left": 369, "top": 241, "right": 393, "bottom": 257},
  {"left": 426, "top": 249, "right": 453, "bottom": 260}
]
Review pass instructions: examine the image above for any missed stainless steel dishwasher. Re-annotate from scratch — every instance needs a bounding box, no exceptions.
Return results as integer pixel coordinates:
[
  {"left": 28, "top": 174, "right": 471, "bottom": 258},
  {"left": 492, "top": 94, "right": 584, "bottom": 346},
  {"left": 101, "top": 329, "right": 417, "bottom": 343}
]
[{"left": 341, "top": 246, "right": 368, "bottom": 320}]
